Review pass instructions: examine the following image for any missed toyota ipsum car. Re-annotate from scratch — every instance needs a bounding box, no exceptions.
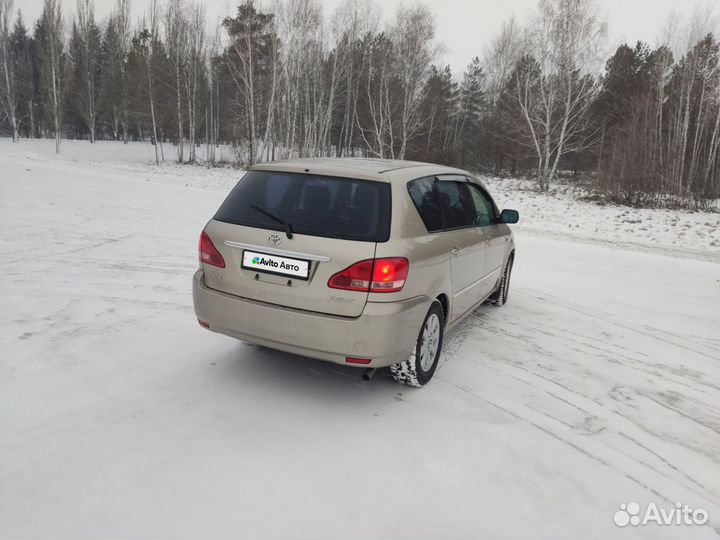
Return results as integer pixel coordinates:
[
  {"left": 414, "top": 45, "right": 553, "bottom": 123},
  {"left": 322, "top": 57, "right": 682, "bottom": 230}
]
[{"left": 193, "top": 158, "right": 519, "bottom": 386}]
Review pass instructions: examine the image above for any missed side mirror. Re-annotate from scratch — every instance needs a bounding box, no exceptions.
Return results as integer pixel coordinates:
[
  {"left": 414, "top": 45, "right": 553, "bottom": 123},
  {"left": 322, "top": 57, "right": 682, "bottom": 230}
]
[{"left": 499, "top": 209, "right": 519, "bottom": 224}]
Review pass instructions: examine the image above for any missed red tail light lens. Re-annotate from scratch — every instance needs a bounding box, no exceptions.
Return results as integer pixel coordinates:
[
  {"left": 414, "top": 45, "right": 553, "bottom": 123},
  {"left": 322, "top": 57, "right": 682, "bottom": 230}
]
[
  {"left": 199, "top": 231, "right": 225, "bottom": 268},
  {"left": 328, "top": 257, "right": 409, "bottom": 293},
  {"left": 327, "top": 259, "right": 374, "bottom": 292},
  {"left": 370, "top": 257, "right": 409, "bottom": 292}
]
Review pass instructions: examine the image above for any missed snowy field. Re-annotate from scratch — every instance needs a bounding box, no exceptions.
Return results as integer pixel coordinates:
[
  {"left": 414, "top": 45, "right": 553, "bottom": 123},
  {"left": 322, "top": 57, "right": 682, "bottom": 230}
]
[{"left": 1, "top": 139, "right": 719, "bottom": 539}]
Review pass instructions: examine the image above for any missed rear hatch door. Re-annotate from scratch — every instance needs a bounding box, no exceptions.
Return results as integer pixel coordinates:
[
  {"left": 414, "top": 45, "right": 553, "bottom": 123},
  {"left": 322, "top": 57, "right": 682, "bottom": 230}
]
[{"left": 201, "top": 170, "right": 391, "bottom": 318}]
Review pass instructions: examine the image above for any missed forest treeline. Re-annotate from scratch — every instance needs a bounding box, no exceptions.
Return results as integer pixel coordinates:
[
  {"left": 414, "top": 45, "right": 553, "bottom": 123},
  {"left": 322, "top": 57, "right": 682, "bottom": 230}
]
[{"left": 1, "top": 0, "right": 719, "bottom": 207}]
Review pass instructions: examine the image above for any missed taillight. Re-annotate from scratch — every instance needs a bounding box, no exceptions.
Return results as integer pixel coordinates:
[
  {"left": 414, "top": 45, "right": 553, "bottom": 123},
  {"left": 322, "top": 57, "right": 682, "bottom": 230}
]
[
  {"left": 328, "top": 257, "right": 409, "bottom": 293},
  {"left": 327, "top": 259, "right": 373, "bottom": 292},
  {"left": 199, "top": 231, "right": 225, "bottom": 268},
  {"left": 371, "top": 257, "right": 409, "bottom": 292}
]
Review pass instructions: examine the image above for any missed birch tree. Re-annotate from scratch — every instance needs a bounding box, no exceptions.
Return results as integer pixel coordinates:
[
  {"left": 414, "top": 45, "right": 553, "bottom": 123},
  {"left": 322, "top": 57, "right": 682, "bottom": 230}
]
[
  {"left": 133, "top": 1, "right": 163, "bottom": 164},
  {"left": 38, "top": 0, "right": 63, "bottom": 152},
  {"left": 272, "top": 0, "right": 326, "bottom": 158},
  {"left": 70, "top": 0, "right": 101, "bottom": 142},
  {"left": 0, "top": 0, "right": 19, "bottom": 141},
  {"left": 184, "top": 3, "right": 205, "bottom": 163},
  {"left": 483, "top": 16, "right": 524, "bottom": 107},
  {"left": 165, "top": 0, "right": 188, "bottom": 162},
  {"left": 108, "top": 0, "right": 130, "bottom": 142},
  {"left": 666, "top": 35, "right": 720, "bottom": 197},
  {"left": 356, "top": 33, "right": 394, "bottom": 158},
  {"left": 391, "top": 4, "right": 436, "bottom": 159},
  {"left": 515, "top": 0, "right": 607, "bottom": 190},
  {"left": 223, "top": 1, "right": 274, "bottom": 165},
  {"left": 331, "top": 0, "right": 379, "bottom": 157},
  {"left": 205, "top": 20, "right": 220, "bottom": 164}
]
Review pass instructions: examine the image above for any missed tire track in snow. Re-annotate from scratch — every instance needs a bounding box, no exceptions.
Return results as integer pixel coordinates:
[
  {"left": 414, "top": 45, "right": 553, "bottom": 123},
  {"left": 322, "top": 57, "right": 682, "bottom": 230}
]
[
  {"left": 437, "top": 291, "right": 720, "bottom": 518},
  {"left": 517, "top": 289, "right": 719, "bottom": 362},
  {"left": 442, "top": 377, "right": 674, "bottom": 505}
]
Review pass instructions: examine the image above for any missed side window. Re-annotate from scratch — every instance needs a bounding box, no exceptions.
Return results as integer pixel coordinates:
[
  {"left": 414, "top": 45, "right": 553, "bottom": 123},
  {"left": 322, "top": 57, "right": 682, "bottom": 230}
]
[
  {"left": 407, "top": 177, "right": 443, "bottom": 232},
  {"left": 437, "top": 181, "right": 476, "bottom": 229},
  {"left": 467, "top": 183, "right": 497, "bottom": 226}
]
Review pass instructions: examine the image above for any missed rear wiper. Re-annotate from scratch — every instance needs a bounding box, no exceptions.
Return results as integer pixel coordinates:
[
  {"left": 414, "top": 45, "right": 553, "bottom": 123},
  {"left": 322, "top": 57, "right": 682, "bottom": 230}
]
[{"left": 249, "top": 204, "right": 293, "bottom": 239}]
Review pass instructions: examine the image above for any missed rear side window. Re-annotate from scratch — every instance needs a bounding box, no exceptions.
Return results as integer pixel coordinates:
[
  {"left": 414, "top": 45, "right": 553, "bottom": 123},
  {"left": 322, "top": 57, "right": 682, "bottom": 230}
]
[
  {"left": 437, "top": 181, "right": 475, "bottom": 229},
  {"left": 407, "top": 177, "right": 443, "bottom": 232},
  {"left": 407, "top": 177, "right": 476, "bottom": 232},
  {"left": 214, "top": 171, "right": 391, "bottom": 242}
]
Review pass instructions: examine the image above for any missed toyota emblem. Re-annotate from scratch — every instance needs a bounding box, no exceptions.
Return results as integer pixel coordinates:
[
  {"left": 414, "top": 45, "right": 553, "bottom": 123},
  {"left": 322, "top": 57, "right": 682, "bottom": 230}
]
[{"left": 268, "top": 233, "right": 282, "bottom": 246}]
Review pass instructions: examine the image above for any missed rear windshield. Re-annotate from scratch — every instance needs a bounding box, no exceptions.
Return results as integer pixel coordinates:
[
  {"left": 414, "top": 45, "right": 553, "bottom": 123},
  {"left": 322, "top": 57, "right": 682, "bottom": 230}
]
[{"left": 214, "top": 171, "right": 391, "bottom": 242}]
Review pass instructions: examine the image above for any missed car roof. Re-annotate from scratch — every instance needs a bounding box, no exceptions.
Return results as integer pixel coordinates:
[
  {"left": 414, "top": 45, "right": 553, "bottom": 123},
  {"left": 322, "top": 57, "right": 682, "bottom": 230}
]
[{"left": 250, "top": 158, "right": 483, "bottom": 186}]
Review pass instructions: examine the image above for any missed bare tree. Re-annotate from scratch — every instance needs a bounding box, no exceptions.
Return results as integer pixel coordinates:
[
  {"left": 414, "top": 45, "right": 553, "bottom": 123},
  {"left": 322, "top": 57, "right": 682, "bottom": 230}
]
[
  {"left": 0, "top": 0, "right": 19, "bottom": 141},
  {"left": 164, "top": 0, "right": 189, "bottom": 162},
  {"left": 483, "top": 16, "right": 525, "bottom": 106},
  {"left": 223, "top": 1, "right": 275, "bottom": 165},
  {"left": 272, "top": 0, "right": 326, "bottom": 159},
  {"left": 138, "top": 0, "right": 162, "bottom": 164},
  {"left": 184, "top": 3, "right": 205, "bottom": 163},
  {"left": 659, "top": 6, "right": 720, "bottom": 196},
  {"left": 659, "top": 4, "right": 719, "bottom": 60},
  {"left": 71, "top": 0, "right": 101, "bottom": 142},
  {"left": 391, "top": 4, "right": 436, "bottom": 159},
  {"left": 205, "top": 19, "right": 220, "bottom": 165},
  {"left": 39, "top": 0, "right": 63, "bottom": 153},
  {"left": 331, "top": 0, "right": 379, "bottom": 157},
  {"left": 112, "top": 0, "right": 131, "bottom": 143},
  {"left": 515, "top": 0, "right": 607, "bottom": 189},
  {"left": 356, "top": 33, "right": 394, "bottom": 158}
]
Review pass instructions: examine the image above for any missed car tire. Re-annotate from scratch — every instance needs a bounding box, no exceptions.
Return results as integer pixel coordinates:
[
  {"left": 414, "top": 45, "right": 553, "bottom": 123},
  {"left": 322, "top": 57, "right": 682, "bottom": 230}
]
[
  {"left": 489, "top": 255, "right": 513, "bottom": 306},
  {"left": 390, "top": 302, "right": 444, "bottom": 387}
]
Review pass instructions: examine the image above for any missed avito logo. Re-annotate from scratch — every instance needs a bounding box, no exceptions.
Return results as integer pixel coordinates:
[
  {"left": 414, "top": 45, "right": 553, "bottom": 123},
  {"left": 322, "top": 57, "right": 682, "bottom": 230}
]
[
  {"left": 248, "top": 254, "right": 302, "bottom": 273},
  {"left": 613, "top": 502, "right": 709, "bottom": 527},
  {"left": 251, "top": 256, "right": 279, "bottom": 268}
]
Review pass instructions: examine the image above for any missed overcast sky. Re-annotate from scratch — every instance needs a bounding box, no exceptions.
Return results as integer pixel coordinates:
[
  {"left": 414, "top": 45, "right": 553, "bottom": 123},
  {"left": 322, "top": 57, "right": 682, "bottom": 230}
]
[{"left": 14, "top": 0, "right": 719, "bottom": 72}]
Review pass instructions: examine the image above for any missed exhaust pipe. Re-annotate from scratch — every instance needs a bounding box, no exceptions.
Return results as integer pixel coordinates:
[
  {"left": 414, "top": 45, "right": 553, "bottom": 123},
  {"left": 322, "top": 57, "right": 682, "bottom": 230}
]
[{"left": 362, "top": 368, "right": 377, "bottom": 381}]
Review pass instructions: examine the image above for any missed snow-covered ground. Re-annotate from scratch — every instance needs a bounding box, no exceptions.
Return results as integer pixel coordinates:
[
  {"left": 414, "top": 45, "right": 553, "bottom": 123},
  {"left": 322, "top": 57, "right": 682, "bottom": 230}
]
[
  {"left": 486, "top": 177, "right": 720, "bottom": 261},
  {"left": 1, "top": 139, "right": 719, "bottom": 539}
]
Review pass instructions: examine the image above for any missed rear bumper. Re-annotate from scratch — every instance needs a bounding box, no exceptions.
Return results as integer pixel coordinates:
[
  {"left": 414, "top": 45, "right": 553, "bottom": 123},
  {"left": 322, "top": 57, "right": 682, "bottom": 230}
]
[{"left": 192, "top": 270, "right": 430, "bottom": 367}]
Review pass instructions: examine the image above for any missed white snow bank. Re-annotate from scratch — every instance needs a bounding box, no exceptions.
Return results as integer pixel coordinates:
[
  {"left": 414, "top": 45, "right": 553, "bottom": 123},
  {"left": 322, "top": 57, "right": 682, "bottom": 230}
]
[{"left": 485, "top": 176, "right": 720, "bottom": 261}]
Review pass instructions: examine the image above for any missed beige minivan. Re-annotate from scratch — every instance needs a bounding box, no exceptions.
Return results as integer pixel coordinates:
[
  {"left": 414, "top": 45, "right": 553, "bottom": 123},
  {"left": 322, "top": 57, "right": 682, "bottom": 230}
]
[{"left": 193, "top": 158, "right": 518, "bottom": 386}]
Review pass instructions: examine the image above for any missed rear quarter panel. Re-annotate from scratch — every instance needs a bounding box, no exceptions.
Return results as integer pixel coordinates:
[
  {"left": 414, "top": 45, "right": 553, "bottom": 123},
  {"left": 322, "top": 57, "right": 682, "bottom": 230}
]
[{"left": 371, "top": 181, "right": 454, "bottom": 316}]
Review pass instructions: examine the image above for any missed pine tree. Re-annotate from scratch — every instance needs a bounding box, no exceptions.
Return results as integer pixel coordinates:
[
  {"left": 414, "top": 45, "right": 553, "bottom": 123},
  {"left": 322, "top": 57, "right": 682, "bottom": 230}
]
[
  {"left": 456, "top": 57, "right": 486, "bottom": 168},
  {"left": 10, "top": 12, "right": 34, "bottom": 137}
]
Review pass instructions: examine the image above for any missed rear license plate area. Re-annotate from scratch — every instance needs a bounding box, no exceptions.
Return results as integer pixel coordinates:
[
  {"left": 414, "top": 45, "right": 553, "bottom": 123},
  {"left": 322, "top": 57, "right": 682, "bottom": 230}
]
[{"left": 241, "top": 250, "right": 310, "bottom": 280}]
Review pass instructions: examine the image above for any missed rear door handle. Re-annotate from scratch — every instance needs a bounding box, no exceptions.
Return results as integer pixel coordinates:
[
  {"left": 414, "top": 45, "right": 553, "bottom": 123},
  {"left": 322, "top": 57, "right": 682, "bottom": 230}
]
[{"left": 451, "top": 246, "right": 460, "bottom": 256}]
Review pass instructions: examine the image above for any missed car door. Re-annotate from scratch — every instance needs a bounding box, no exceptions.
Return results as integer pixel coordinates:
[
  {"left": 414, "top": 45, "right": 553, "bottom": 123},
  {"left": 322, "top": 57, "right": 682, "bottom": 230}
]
[
  {"left": 467, "top": 182, "right": 507, "bottom": 299},
  {"left": 436, "top": 178, "right": 487, "bottom": 322}
]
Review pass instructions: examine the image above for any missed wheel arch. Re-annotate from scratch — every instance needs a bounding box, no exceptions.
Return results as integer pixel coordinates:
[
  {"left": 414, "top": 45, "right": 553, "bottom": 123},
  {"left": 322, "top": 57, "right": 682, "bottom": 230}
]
[{"left": 435, "top": 293, "right": 449, "bottom": 326}]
